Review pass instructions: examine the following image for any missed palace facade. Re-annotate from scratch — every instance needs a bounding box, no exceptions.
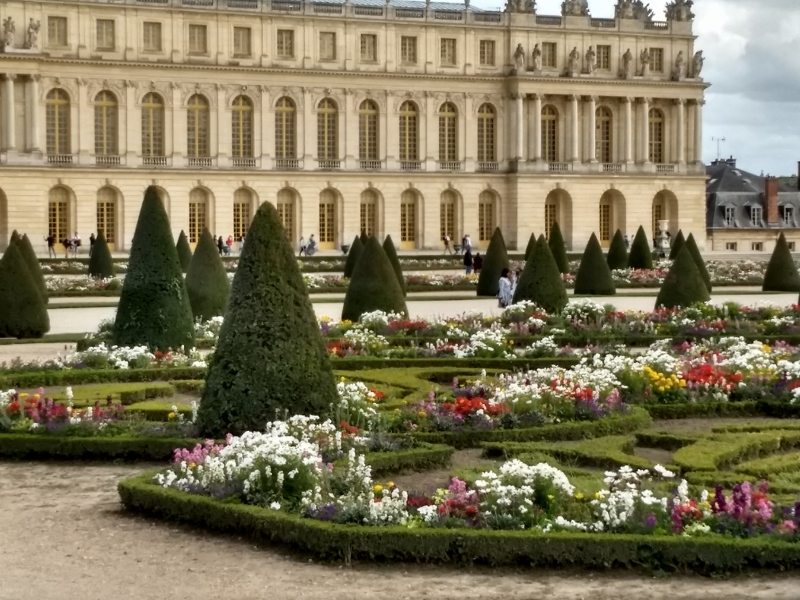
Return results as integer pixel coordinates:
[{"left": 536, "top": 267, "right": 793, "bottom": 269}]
[{"left": 0, "top": 0, "right": 707, "bottom": 252}]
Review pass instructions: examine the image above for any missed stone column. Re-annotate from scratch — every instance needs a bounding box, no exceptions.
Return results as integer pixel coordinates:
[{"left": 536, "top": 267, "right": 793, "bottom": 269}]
[
  {"left": 2, "top": 74, "right": 16, "bottom": 152},
  {"left": 514, "top": 93, "right": 523, "bottom": 160},
  {"left": 586, "top": 95, "right": 597, "bottom": 163},
  {"left": 77, "top": 79, "right": 90, "bottom": 162},
  {"left": 623, "top": 97, "right": 633, "bottom": 164},
  {"left": 344, "top": 89, "right": 357, "bottom": 169},
  {"left": 640, "top": 97, "right": 650, "bottom": 164},
  {"left": 693, "top": 99, "right": 704, "bottom": 164},
  {"left": 170, "top": 82, "right": 183, "bottom": 165},
  {"left": 675, "top": 99, "right": 685, "bottom": 164},
  {"left": 27, "top": 75, "right": 40, "bottom": 152},
  {"left": 259, "top": 86, "right": 271, "bottom": 166},
  {"left": 424, "top": 92, "right": 436, "bottom": 170},
  {"left": 569, "top": 94, "right": 579, "bottom": 162},
  {"left": 532, "top": 93, "right": 542, "bottom": 161},
  {"left": 215, "top": 84, "right": 227, "bottom": 164}
]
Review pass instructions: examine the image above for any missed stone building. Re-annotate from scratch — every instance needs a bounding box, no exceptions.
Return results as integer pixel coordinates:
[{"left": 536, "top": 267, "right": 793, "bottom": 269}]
[{"left": 0, "top": 0, "right": 706, "bottom": 252}]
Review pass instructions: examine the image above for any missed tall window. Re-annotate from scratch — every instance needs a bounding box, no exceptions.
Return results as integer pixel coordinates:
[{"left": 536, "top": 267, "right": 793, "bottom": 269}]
[
  {"left": 46, "top": 89, "right": 71, "bottom": 155},
  {"left": 479, "top": 40, "right": 495, "bottom": 66},
  {"left": 94, "top": 91, "right": 118, "bottom": 156},
  {"left": 319, "top": 32, "right": 336, "bottom": 60},
  {"left": 143, "top": 22, "right": 162, "bottom": 52},
  {"left": 141, "top": 93, "right": 165, "bottom": 157},
  {"left": 542, "top": 105, "right": 558, "bottom": 163},
  {"left": 233, "top": 188, "right": 253, "bottom": 240},
  {"left": 400, "top": 190, "right": 417, "bottom": 248},
  {"left": 652, "top": 200, "right": 664, "bottom": 241},
  {"left": 650, "top": 48, "right": 664, "bottom": 72},
  {"left": 359, "top": 100, "right": 378, "bottom": 161},
  {"left": 542, "top": 42, "right": 557, "bottom": 68},
  {"left": 398, "top": 101, "right": 418, "bottom": 162},
  {"left": 319, "top": 190, "right": 337, "bottom": 248},
  {"left": 233, "top": 27, "right": 252, "bottom": 57},
  {"left": 438, "top": 102, "right": 457, "bottom": 162},
  {"left": 48, "top": 187, "right": 69, "bottom": 244},
  {"left": 277, "top": 29, "right": 294, "bottom": 58},
  {"left": 186, "top": 94, "right": 210, "bottom": 158},
  {"left": 317, "top": 99, "right": 338, "bottom": 160},
  {"left": 277, "top": 188, "right": 295, "bottom": 239},
  {"left": 477, "top": 103, "right": 496, "bottom": 163},
  {"left": 96, "top": 19, "right": 115, "bottom": 51},
  {"left": 48, "top": 16, "right": 68, "bottom": 47},
  {"left": 275, "top": 97, "right": 296, "bottom": 159},
  {"left": 599, "top": 198, "right": 612, "bottom": 244},
  {"left": 478, "top": 191, "right": 496, "bottom": 244},
  {"left": 440, "top": 191, "right": 457, "bottom": 242},
  {"left": 544, "top": 202, "right": 557, "bottom": 239},
  {"left": 96, "top": 187, "right": 117, "bottom": 246},
  {"left": 440, "top": 38, "right": 456, "bottom": 66},
  {"left": 597, "top": 45, "right": 611, "bottom": 70},
  {"left": 648, "top": 108, "right": 664, "bottom": 163},
  {"left": 360, "top": 34, "right": 377, "bottom": 62},
  {"left": 596, "top": 107, "right": 612, "bottom": 163},
  {"left": 750, "top": 206, "right": 763, "bottom": 227},
  {"left": 188, "top": 188, "right": 208, "bottom": 244},
  {"left": 231, "top": 95, "right": 253, "bottom": 158},
  {"left": 724, "top": 206, "right": 735, "bottom": 227},
  {"left": 400, "top": 36, "right": 417, "bottom": 64},
  {"left": 360, "top": 190, "right": 378, "bottom": 237},
  {"left": 188, "top": 24, "right": 208, "bottom": 54}
]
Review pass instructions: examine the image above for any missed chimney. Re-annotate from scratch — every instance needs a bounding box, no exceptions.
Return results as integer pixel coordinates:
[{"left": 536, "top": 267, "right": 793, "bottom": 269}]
[
  {"left": 725, "top": 156, "right": 737, "bottom": 168},
  {"left": 765, "top": 176, "right": 779, "bottom": 225}
]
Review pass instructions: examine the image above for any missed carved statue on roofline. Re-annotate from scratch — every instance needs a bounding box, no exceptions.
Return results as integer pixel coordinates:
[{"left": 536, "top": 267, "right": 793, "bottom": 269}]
[
  {"left": 26, "top": 19, "right": 40, "bottom": 49},
  {"left": 566, "top": 47, "right": 581, "bottom": 77},
  {"left": 621, "top": 49, "right": 634, "bottom": 79},
  {"left": 615, "top": 0, "right": 653, "bottom": 22},
  {"left": 504, "top": 0, "right": 535, "bottom": 14},
  {"left": 561, "top": 0, "right": 589, "bottom": 17},
  {"left": 513, "top": 43, "right": 526, "bottom": 73},
  {"left": 665, "top": 0, "right": 694, "bottom": 21},
  {"left": 692, "top": 50, "right": 704, "bottom": 78},
  {"left": 585, "top": 46, "right": 596, "bottom": 74},
  {"left": 3, "top": 17, "right": 14, "bottom": 48},
  {"left": 532, "top": 44, "right": 542, "bottom": 71}
]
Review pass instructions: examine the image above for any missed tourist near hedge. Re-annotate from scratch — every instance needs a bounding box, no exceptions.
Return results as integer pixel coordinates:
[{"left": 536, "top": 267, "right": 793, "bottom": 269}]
[
  {"left": 627, "top": 226, "right": 653, "bottom": 270},
  {"left": 513, "top": 235, "right": 568, "bottom": 313},
  {"left": 343, "top": 235, "right": 363, "bottom": 279},
  {"left": 16, "top": 233, "right": 49, "bottom": 304},
  {"left": 574, "top": 233, "right": 615, "bottom": 295},
  {"left": 176, "top": 230, "right": 193, "bottom": 273},
  {"left": 113, "top": 187, "right": 195, "bottom": 351},
  {"left": 548, "top": 222, "right": 569, "bottom": 274},
  {"left": 685, "top": 233, "right": 712, "bottom": 292},
  {"left": 524, "top": 232, "right": 537, "bottom": 261},
  {"left": 88, "top": 231, "right": 114, "bottom": 279},
  {"left": 0, "top": 243, "right": 50, "bottom": 339},
  {"left": 655, "top": 244, "right": 711, "bottom": 309},
  {"left": 382, "top": 234, "right": 407, "bottom": 296},
  {"left": 763, "top": 232, "right": 800, "bottom": 292},
  {"left": 341, "top": 236, "right": 408, "bottom": 321},
  {"left": 185, "top": 228, "right": 231, "bottom": 321},
  {"left": 198, "top": 202, "right": 339, "bottom": 438},
  {"left": 606, "top": 229, "right": 628, "bottom": 271},
  {"left": 476, "top": 227, "right": 509, "bottom": 297},
  {"left": 669, "top": 230, "right": 686, "bottom": 260}
]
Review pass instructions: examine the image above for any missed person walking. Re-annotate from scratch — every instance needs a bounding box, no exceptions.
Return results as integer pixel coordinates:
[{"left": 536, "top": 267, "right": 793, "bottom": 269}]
[
  {"left": 510, "top": 269, "right": 521, "bottom": 299},
  {"left": 624, "top": 234, "right": 630, "bottom": 250},
  {"left": 463, "top": 234, "right": 472, "bottom": 254},
  {"left": 497, "top": 268, "right": 513, "bottom": 308},
  {"left": 72, "top": 232, "right": 81, "bottom": 257},
  {"left": 473, "top": 252, "right": 483, "bottom": 275},
  {"left": 62, "top": 235, "right": 71, "bottom": 259},
  {"left": 89, "top": 233, "right": 96, "bottom": 257},
  {"left": 299, "top": 236, "right": 307, "bottom": 256},
  {"left": 443, "top": 234, "right": 453, "bottom": 255},
  {"left": 226, "top": 235, "right": 234, "bottom": 255},
  {"left": 463, "top": 249, "right": 473, "bottom": 275},
  {"left": 217, "top": 236, "right": 225, "bottom": 255},
  {"left": 45, "top": 234, "right": 56, "bottom": 258}
]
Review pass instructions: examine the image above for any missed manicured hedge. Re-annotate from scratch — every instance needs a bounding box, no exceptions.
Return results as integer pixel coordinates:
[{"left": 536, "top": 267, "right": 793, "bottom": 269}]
[
  {"left": 643, "top": 400, "right": 800, "bottom": 420},
  {"left": 634, "top": 431, "right": 699, "bottom": 451},
  {"left": 0, "top": 434, "right": 202, "bottom": 461},
  {"left": 356, "top": 442, "right": 453, "bottom": 477},
  {"left": 0, "top": 366, "right": 207, "bottom": 388}
]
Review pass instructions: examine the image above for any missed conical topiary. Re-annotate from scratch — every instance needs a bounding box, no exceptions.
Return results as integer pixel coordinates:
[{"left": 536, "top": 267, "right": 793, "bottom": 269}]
[
  {"left": 343, "top": 235, "right": 363, "bottom": 279},
  {"left": 186, "top": 228, "right": 231, "bottom": 321},
  {"left": 87, "top": 231, "right": 114, "bottom": 279},
  {"left": 627, "top": 226, "right": 653, "bottom": 270},
  {"left": 16, "top": 234, "right": 48, "bottom": 304},
  {"left": 607, "top": 229, "right": 628, "bottom": 271},
  {"left": 476, "top": 227, "right": 509, "bottom": 297},
  {"left": 513, "top": 235, "right": 568, "bottom": 313},
  {"left": 197, "top": 202, "right": 338, "bottom": 437},
  {"left": 360, "top": 230, "right": 369, "bottom": 246},
  {"left": 548, "top": 222, "right": 569, "bottom": 274},
  {"left": 524, "top": 232, "right": 537, "bottom": 261},
  {"left": 0, "top": 243, "right": 50, "bottom": 339},
  {"left": 763, "top": 233, "right": 800, "bottom": 292},
  {"left": 669, "top": 230, "right": 686, "bottom": 261},
  {"left": 113, "top": 187, "right": 194, "bottom": 350},
  {"left": 341, "top": 236, "right": 408, "bottom": 322},
  {"left": 574, "top": 233, "right": 616, "bottom": 295},
  {"left": 10, "top": 230, "right": 21, "bottom": 247},
  {"left": 382, "top": 234, "right": 406, "bottom": 297},
  {"left": 655, "top": 244, "right": 711, "bottom": 309},
  {"left": 176, "top": 230, "right": 193, "bottom": 273},
  {"left": 685, "top": 233, "right": 712, "bottom": 292}
]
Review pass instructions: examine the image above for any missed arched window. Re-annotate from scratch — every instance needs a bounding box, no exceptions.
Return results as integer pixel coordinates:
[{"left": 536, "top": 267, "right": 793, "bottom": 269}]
[
  {"left": 544, "top": 189, "right": 573, "bottom": 248},
  {"left": 545, "top": 199, "right": 557, "bottom": 240},
  {"left": 477, "top": 103, "right": 496, "bottom": 163},
  {"left": 596, "top": 107, "right": 612, "bottom": 163},
  {"left": 649, "top": 108, "right": 664, "bottom": 163},
  {"left": 400, "top": 190, "right": 418, "bottom": 249},
  {"left": 96, "top": 187, "right": 118, "bottom": 247},
  {"left": 542, "top": 105, "right": 558, "bottom": 163},
  {"left": 233, "top": 188, "right": 253, "bottom": 240},
  {"left": 398, "top": 101, "right": 418, "bottom": 162},
  {"left": 478, "top": 191, "right": 496, "bottom": 244},
  {"left": 49, "top": 187, "right": 70, "bottom": 245},
  {"left": 141, "top": 93, "right": 165, "bottom": 158},
  {"left": 317, "top": 98, "right": 338, "bottom": 161},
  {"left": 231, "top": 95, "right": 253, "bottom": 159},
  {"left": 94, "top": 91, "right": 118, "bottom": 156},
  {"left": 319, "top": 189, "right": 337, "bottom": 249},
  {"left": 46, "top": 89, "right": 71, "bottom": 155},
  {"left": 360, "top": 190, "right": 378, "bottom": 237},
  {"left": 187, "top": 94, "right": 210, "bottom": 158},
  {"left": 277, "top": 188, "right": 295, "bottom": 240},
  {"left": 275, "top": 97, "right": 296, "bottom": 159},
  {"left": 438, "top": 102, "right": 458, "bottom": 162},
  {"left": 440, "top": 191, "right": 457, "bottom": 242},
  {"left": 599, "top": 193, "right": 612, "bottom": 244},
  {"left": 188, "top": 188, "right": 209, "bottom": 244},
  {"left": 359, "top": 100, "right": 378, "bottom": 161}
]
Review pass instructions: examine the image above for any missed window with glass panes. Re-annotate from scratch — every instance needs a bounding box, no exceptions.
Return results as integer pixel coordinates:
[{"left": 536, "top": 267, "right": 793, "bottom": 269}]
[
  {"left": 96, "top": 19, "right": 115, "bottom": 50},
  {"left": 360, "top": 191, "right": 377, "bottom": 236},
  {"left": 477, "top": 103, "right": 496, "bottom": 162},
  {"left": 141, "top": 93, "right": 164, "bottom": 157},
  {"left": 438, "top": 102, "right": 457, "bottom": 162},
  {"left": 233, "top": 27, "right": 251, "bottom": 56},
  {"left": 398, "top": 101, "right": 418, "bottom": 161},
  {"left": 360, "top": 34, "right": 377, "bottom": 61},
  {"left": 188, "top": 189, "right": 208, "bottom": 244},
  {"left": 143, "top": 22, "right": 162, "bottom": 52},
  {"left": 317, "top": 99, "right": 338, "bottom": 160},
  {"left": 724, "top": 206, "right": 735, "bottom": 227},
  {"left": 46, "top": 89, "right": 71, "bottom": 155},
  {"left": 359, "top": 100, "right": 378, "bottom": 161},
  {"left": 650, "top": 48, "right": 664, "bottom": 72},
  {"left": 319, "top": 32, "right": 336, "bottom": 60},
  {"left": 542, "top": 42, "right": 556, "bottom": 68},
  {"left": 188, "top": 24, "right": 207, "bottom": 54},
  {"left": 319, "top": 190, "right": 336, "bottom": 247},
  {"left": 541, "top": 105, "right": 558, "bottom": 162},
  {"left": 545, "top": 202, "right": 557, "bottom": 239},
  {"left": 94, "top": 91, "right": 118, "bottom": 156},
  {"left": 49, "top": 187, "right": 69, "bottom": 243},
  {"left": 277, "top": 29, "right": 294, "bottom": 58},
  {"left": 440, "top": 38, "right": 456, "bottom": 66},
  {"left": 187, "top": 94, "right": 210, "bottom": 157},
  {"left": 400, "top": 191, "right": 417, "bottom": 247},
  {"left": 400, "top": 36, "right": 417, "bottom": 64},
  {"left": 478, "top": 192, "right": 495, "bottom": 243},
  {"left": 599, "top": 200, "right": 611, "bottom": 243},
  {"left": 596, "top": 107, "right": 612, "bottom": 163},
  {"left": 440, "top": 192, "right": 456, "bottom": 242},
  {"left": 784, "top": 206, "right": 795, "bottom": 226},
  {"left": 233, "top": 189, "right": 252, "bottom": 240},
  {"left": 652, "top": 201, "right": 664, "bottom": 241},
  {"left": 275, "top": 97, "right": 296, "bottom": 159},
  {"left": 48, "top": 16, "right": 68, "bottom": 47},
  {"left": 96, "top": 188, "right": 117, "bottom": 246},
  {"left": 597, "top": 45, "right": 611, "bottom": 70},
  {"left": 479, "top": 40, "right": 495, "bottom": 66},
  {"left": 750, "top": 206, "right": 763, "bottom": 226},
  {"left": 277, "top": 189, "right": 295, "bottom": 239},
  {"left": 231, "top": 95, "right": 253, "bottom": 158},
  {"left": 648, "top": 109, "right": 664, "bottom": 163}
]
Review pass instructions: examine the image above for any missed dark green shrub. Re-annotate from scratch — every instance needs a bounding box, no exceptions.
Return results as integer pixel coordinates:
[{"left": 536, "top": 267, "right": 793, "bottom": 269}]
[
  {"left": 382, "top": 234, "right": 406, "bottom": 297},
  {"left": 574, "top": 233, "right": 615, "bottom": 295},
  {"left": 669, "top": 230, "right": 686, "bottom": 260},
  {"left": 360, "top": 231, "right": 368, "bottom": 245},
  {"left": 524, "top": 232, "right": 537, "bottom": 260},
  {"left": 17, "top": 234, "right": 48, "bottom": 304},
  {"left": 763, "top": 233, "right": 800, "bottom": 292},
  {"left": 685, "top": 233, "right": 712, "bottom": 292},
  {"left": 343, "top": 235, "right": 363, "bottom": 279},
  {"left": 606, "top": 229, "right": 628, "bottom": 271},
  {"left": 513, "top": 235, "right": 568, "bottom": 313},
  {"left": 476, "top": 227, "right": 509, "bottom": 297},
  {"left": 342, "top": 236, "right": 408, "bottom": 321},
  {"left": 627, "top": 226, "right": 653, "bottom": 270},
  {"left": 0, "top": 243, "right": 50, "bottom": 339},
  {"left": 9, "top": 230, "right": 20, "bottom": 246},
  {"left": 176, "top": 230, "right": 193, "bottom": 273},
  {"left": 88, "top": 231, "right": 114, "bottom": 279},
  {"left": 198, "top": 202, "right": 338, "bottom": 437},
  {"left": 185, "top": 229, "right": 231, "bottom": 321},
  {"left": 113, "top": 186, "right": 194, "bottom": 351},
  {"left": 655, "top": 244, "right": 711, "bottom": 309},
  {"left": 548, "top": 222, "right": 569, "bottom": 274}
]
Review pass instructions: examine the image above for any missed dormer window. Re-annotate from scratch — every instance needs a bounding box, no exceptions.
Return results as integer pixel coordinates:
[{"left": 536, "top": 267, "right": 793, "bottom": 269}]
[
  {"left": 723, "top": 206, "right": 735, "bottom": 227},
  {"left": 781, "top": 205, "right": 795, "bottom": 226},
  {"left": 749, "top": 206, "right": 763, "bottom": 227}
]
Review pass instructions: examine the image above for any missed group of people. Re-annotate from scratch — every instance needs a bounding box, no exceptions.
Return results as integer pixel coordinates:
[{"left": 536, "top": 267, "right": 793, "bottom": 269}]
[
  {"left": 216, "top": 235, "right": 244, "bottom": 256},
  {"left": 298, "top": 235, "right": 317, "bottom": 256},
  {"left": 45, "top": 233, "right": 83, "bottom": 258},
  {"left": 443, "top": 234, "right": 473, "bottom": 256}
]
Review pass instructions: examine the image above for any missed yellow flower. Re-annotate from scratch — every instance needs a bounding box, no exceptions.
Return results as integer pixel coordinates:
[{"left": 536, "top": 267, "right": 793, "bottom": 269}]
[
  {"left": 387, "top": 481, "right": 395, "bottom": 488},
  {"left": 188, "top": 462, "right": 196, "bottom": 469},
  {"left": 417, "top": 410, "right": 427, "bottom": 418},
  {"left": 574, "top": 492, "right": 584, "bottom": 500},
  {"left": 547, "top": 494, "right": 554, "bottom": 500},
  {"left": 168, "top": 412, "right": 176, "bottom": 420},
  {"left": 373, "top": 484, "right": 384, "bottom": 494},
  {"left": 340, "top": 376, "right": 346, "bottom": 383}
]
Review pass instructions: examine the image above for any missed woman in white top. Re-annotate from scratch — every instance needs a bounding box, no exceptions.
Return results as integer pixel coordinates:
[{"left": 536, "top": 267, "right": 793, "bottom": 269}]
[{"left": 497, "top": 268, "right": 513, "bottom": 308}]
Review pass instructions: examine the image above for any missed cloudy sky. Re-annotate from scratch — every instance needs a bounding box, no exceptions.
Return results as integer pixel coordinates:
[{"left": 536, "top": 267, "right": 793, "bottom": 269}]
[{"left": 466, "top": 0, "right": 800, "bottom": 176}]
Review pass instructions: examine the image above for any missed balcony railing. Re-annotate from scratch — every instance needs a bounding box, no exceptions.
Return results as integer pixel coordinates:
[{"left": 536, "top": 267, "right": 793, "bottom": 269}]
[
  {"left": 602, "top": 163, "right": 624, "bottom": 173},
  {"left": 477, "top": 161, "right": 498, "bottom": 172},
  {"left": 227, "top": 0, "right": 258, "bottom": 8},
  {"left": 188, "top": 157, "right": 213, "bottom": 168},
  {"left": 313, "top": 2, "right": 342, "bottom": 14},
  {"left": 395, "top": 8, "right": 424, "bottom": 18},
  {"left": 590, "top": 18, "right": 616, "bottom": 28},
  {"left": 354, "top": 6, "right": 383, "bottom": 16},
  {"left": 645, "top": 21, "right": 669, "bottom": 30},
  {"left": 548, "top": 162, "right": 571, "bottom": 172},
  {"left": 271, "top": 0, "right": 302, "bottom": 10},
  {"left": 360, "top": 160, "right": 383, "bottom": 170},
  {"left": 438, "top": 161, "right": 462, "bottom": 171},
  {"left": 275, "top": 158, "right": 300, "bottom": 169},
  {"left": 182, "top": 0, "right": 213, "bottom": 5},
  {"left": 143, "top": 156, "right": 168, "bottom": 166},
  {"left": 474, "top": 12, "right": 502, "bottom": 22},
  {"left": 434, "top": 10, "right": 462, "bottom": 20},
  {"left": 317, "top": 159, "right": 341, "bottom": 169},
  {"left": 400, "top": 160, "right": 422, "bottom": 171},
  {"left": 47, "top": 154, "right": 73, "bottom": 165},
  {"left": 656, "top": 163, "right": 676, "bottom": 174},
  {"left": 536, "top": 15, "right": 562, "bottom": 26},
  {"left": 95, "top": 155, "right": 121, "bottom": 166},
  {"left": 232, "top": 157, "right": 257, "bottom": 168}
]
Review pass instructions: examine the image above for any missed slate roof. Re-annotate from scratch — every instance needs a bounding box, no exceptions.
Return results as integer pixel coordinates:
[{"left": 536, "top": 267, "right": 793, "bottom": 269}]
[{"left": 309, "top": 0, "right": 496, "bottom": 10}]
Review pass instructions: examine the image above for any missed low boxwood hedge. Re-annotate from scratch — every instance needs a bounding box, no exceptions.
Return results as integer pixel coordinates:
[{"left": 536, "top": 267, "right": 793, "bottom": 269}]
[
  {"left": 643, "top": 401, "right": 800, "bottom": 420},
  {"left": 0, "top": 367, "right": 207, "bottom": 389},
  {"left": 354, "top": 442, "right": 453, "bottom": 477},
  {"left": 0, "top": 433, "right": 202, "bottom": 461}
]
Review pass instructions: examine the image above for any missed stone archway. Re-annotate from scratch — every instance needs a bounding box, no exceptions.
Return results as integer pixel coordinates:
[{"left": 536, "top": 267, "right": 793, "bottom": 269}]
[
  {"left": 652, "top": 189, "right": 679, "bottom": 240},
  {"left": 544, "top": 188, "right": 573, "bottom": 249},
  {"left": 598, "top": 190, "right": 626, "bottom": 248}
]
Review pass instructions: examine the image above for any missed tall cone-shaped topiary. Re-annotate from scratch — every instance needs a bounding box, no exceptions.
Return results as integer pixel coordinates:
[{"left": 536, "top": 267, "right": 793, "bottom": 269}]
[
  {"left": 198, "top": 202, "right": 338, "bottom": 437},
  {"left": 382, "top": 234, "right": 407, "bottom": 297},
  {"left": 607, "top": 229, "right": 628, "bottom": 271},
  {"left": 0, "top": 243, "right": 50, "bottom": 339},
  {"left": 341, "top": 236, "right": 408, "bottom": 321},
  {"left": 9, "top": 230, "right": 21, "bottom": 247},
  {"left": 113, "top": 187, "right": 194, "bottom": 350},
  {"left": 343, "top": 235, "right": 363, "bottom": 279},
  {"left": 87, "top": 231, "right": 114, "bottom": 279},
  {"left": 186, "top": 228, "right": 231, "bottom": 321},
  {"left": 548, "top": 222, "right": 569, "bottom": 274},
  {"left": 655, "top": 244, "right": 711, "bottom": 309},
  {"left": 16, "top": 234, "right": 48, "bottom": 304},
  {"left": 513, "top": 235, "right": 568, "bottom": 313},
  {"left": 575, "top": 233, "right": 616, "bottom": 295},
  {"left": 476, "top": 227, "right": 509, "bottom": 297},
  {"left": 685, "top": 233, "right": 712, "bottom": 292},
  {"left": 669, "top": 230, "right": 686, "bottom": 261},
  {"left": 524, "top": 232, "right": 537, "bottom": 261},
  {"left": 176, "top": 230, "right": 193, "bottom": 273},
  {"left": 627, "top": 226, "right": 653, "bottom": 270},
  {"left": 763, "top": 232, "right": 800, "bottom": 292}
]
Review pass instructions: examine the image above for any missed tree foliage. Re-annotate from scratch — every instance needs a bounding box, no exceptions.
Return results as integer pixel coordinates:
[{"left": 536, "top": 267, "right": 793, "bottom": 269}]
[
  {"left": 763, "top": 232, "right": 800, "bottom": 292},
  {"left": 669, "top": 230, "right": 686, "bottom": 261},
  {"left": 655, "top": 245, "right": 711, "bottom": 309},
  {"left": 341, "top": 236, "right": 408, "bottom": 321},
  {"left": 548, "top": 222, "right": 569, "bottom": 274},
  {"left": 513, "top": 235, "right": 568, "bottom": 313},
  {"left": 476, "top": 227, "right": 509, "bottom": 297},
  {"left": 343, "top": 235, "right": 363, "bottom": 279},
  {"left": 16, "top": 234, "right": 48, "bottom": 304},
  {"left": 574, "top": 233, "right": 616, "bottom": 295},
  {"left": 627, "top": 226, "right": 653, "bottom": 270},
  {"left": 186, "top": 228, "right": 231, "bottom": 321},
  {"left": 0, "top": 243, "right": 50, "bottom": 339},
  {"left": 176, "top": 230, "right": 193, "bottom": 273},
  {"left": 685, "top": 233, "right": 712, "bottom": 292},
  {"left": 606, "top": 229, "right": 628, "bottom": 271},
  {"left": 382, "top": 234, "right": 406, "bottom": 297},
  {"left": 88, "top": 231, "right": 114, "bottom": 279}
]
